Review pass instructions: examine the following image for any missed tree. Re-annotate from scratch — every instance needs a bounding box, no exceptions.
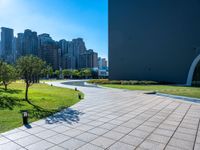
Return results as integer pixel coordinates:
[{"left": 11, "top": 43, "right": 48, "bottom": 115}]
[
  {"left": 72, "top": 70, "right": 80, "bottom": 79},
  {"left": 16, "top": 55, "right": 45, "bottom": 102},
  {"left": 83, "top": 68, "right": 92, "bottom": 79},
  {"left": 79, "top": 68, "right": 91, "bottom": 79},
  {"left": 54, "top": 70, "right": 60, "bottom": 79},
  {"left": 42, "top": 65, "right": 53, "bottom": 79},
  {"left": 79, "top": 69, "right": 85, "bottom": 79},
  {"left": 62, "top": 69, "right": 72, "bottom": 79},
  {"left": 0, "top": 61, "right": 17, "bottom": 90},
  {"left": 91, "top": 69, "right": 99, "bottom": 79},
  {"left": 48, "top": 66, "right": 54, "bottom": 78}
]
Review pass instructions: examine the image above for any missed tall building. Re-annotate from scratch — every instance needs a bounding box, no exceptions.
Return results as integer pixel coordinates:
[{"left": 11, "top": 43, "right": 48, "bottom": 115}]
[
  {"left": 109, "top": 0, "right": 200, "bottom": 85},
  {"left": 72, "top": 38, "right": 86, "bottom": 68},
  {"left": 0, "top": 27, "right": 14, "bottom": 63},
  {"left": 59, "top": 39, "right": 68, "bottom": 69},
  {"left": 67, "top": 41, "right": 76, "bottom": 69},
  {"left": 12, "top": 37, "right": 17, "bottom": 62},
  {"left": 38, "top": 33, "right": 52, "bottom": 57},
  {"left": 16, "top": 33, "right": 24, "bottom": 59},
  {"left": 23, "top": 29, "right": 38, "bottom": 56},
  {"left": 0, "top": 26, "right": 99, "bottom": 70},
  {"left": 0, "top": 41, "right": 1, "bottom": 56},
  {"left": 80, "top": 49, "right": 98, "bottom": 68},
  {"left": 98, "top": 57, "right": 108, "bottom": 70},
  {"left": 38, "top": 34, "right": 58, "bottom": 69}
]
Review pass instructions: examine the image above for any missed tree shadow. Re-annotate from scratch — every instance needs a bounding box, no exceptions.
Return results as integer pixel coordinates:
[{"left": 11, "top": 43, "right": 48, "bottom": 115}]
[
  {"left": 26, "top": 101, "right": 84, "bottom": 125},
  {"left": 27, "top": 105, "right": 59, "bottom": 119},
  {"left": 46, "top": 108, "right": 84, "bottom": 124},
  {"left": 0, "top": 95, "right": 24, "bottom": 110},
  {"left": 0, "top": 87, "right": 22, "bottom": 94}
]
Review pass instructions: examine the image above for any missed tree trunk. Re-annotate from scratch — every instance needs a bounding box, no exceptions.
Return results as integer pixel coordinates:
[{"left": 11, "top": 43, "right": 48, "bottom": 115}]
[
  {"left": 25, "top": 83, "right": 30, "bottom": 103},
  {"left": 3, "top": 81, "right": 7, "bottom": 91},
  {"left": 4, "top": 84, "right": 7, "bottom": 91}
]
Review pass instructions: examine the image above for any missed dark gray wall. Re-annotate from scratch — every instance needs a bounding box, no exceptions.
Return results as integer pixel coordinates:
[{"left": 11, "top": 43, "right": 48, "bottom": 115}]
[{"left": 109, "top": 0, "right": 200, "bottom": 84}]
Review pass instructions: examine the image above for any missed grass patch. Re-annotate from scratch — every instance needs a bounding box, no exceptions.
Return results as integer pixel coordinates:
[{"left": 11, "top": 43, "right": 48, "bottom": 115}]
[
  {"left": 88, "top": 79, "right": 200, "bottom": 99},
  {"left": 0, "top": 82, "right": 82, "bottom": 133},
  {"left": 103, "top": 84, "right": 200, "bottom": 99}
]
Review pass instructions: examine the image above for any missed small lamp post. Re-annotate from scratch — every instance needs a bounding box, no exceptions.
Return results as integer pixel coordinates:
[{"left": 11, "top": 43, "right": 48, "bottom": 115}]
[
  {"left": 78, "top": 93, "right": 81, "bottom": 99},
  {"left": 22, "top": 110, "right": 29, "bottom": 125}
]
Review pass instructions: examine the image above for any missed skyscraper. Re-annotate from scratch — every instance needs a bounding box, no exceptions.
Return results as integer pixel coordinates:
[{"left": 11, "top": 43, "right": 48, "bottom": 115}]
[
  {"left": 0, "top": 27, "right": 14, "bottom": 63},
  {"left": 23, "top": 29, "right": 38, "bottom": 56},
  {"left": 0, "top": 26, "right": 99, "bottom": 70},
  {"left": 16, "top": 33, "right": 24, "bottom": 59},
  {"left": 38, "top": 34, "right": 58, "bottom": 69},
  {"left": 67, "top": 41, "right": 76, "bottom": 69},
  {"left": 12, "top": 37, "right": 17, "bottom": 62},
  {"left": 58, "top": 39, "right": 68, "bottom": 69},
  {"left": 80, "top": 49, "right": 98, "bottom": 68},
  {"left": 0, "top": 41, "right": 1, "bottom": 56},
  {"left": 72, "top": 38, "right": 86, "bottom": 68},
  {"left": 98, "top": 57, "right": 108, "bottom": 70}
]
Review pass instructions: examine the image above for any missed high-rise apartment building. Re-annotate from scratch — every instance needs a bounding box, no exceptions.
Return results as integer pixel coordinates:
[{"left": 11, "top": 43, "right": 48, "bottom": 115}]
[
  {"left": 59, "top": 39, "right": 68, "bottom": 69},
  {"left": 98, "top": 57, "right": 108, "bottom": 70},
  {"left": 12, "top": 37, "right": 17, "bottom": 62},
  {"left": 16, "top": 33, "right": 24, "bottom": 59},
  {"left": 23, "top": 29, "right": 38, "bottom": 56},
  {"left": 0, "top": 27, "right": 14, "bottom": 63},
  {"left": 72, "top": 38, "right": 86, "bottom": 68},
  {"left": 0, "top": 41, "right": 1, "bottom": 56},
  {"left": 80, "top": 49, "right": 98, "bottom": 68},
  {"left": 1, "top": 27, "right": 99, "bottom": 70},
  {"left": 38, "top": 34, "right": 58, "bottom": 69}
]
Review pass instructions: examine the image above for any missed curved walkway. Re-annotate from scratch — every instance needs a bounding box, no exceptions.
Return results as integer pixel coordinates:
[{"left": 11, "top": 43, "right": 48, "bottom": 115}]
[{"left": 1, "top": 80, "right": 200, "bottom": 150}]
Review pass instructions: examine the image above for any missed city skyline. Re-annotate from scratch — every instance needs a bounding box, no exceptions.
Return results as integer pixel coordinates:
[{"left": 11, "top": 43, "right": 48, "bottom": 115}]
[
  {"left": 0, "top": 26, "right": 105, "bottom": 57},
  {"left": 0, "top": 26, "right": 108, "bottom": 72},
  {"left": 0, "top": 0, "right": 108, "bottom": 59}
]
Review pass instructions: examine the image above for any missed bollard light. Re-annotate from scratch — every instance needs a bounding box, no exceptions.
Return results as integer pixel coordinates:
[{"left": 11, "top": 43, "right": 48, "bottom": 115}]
[
  {"left": 75, "top": 87, "right": 77, "bottom": 91},
  {"left": 22, "top": 110, "right": 29, "bottom": 125},
  {"left": 78, "top": 93, "right": 81, "bottom": 99}
]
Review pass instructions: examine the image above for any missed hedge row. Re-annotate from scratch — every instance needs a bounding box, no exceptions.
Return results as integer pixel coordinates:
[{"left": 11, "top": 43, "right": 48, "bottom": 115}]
[{"left": 87, "top": 79, "right": 162, "bottom": 85}]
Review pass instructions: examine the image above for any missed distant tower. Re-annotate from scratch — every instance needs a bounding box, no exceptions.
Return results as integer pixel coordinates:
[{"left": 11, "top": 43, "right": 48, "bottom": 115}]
[
  {"left": 16, "top": 33, "right": 24, "bottom": 59},
  {"left": 12, "top": 37, "right": 17, "bottom": 62},
  {"left": 72, "top": 38, "right": 86, "bottom": 69},
  {"left": 23, "top": 29, "right": 38, "bottom": 55},
  {"left": 38, "top": 34, "right": 59, "bottom": 70},
  {"left": 80, "top": 49, "right": 98, "bottom": 69},
  {"left": 0, "top": 27, "right": 14, "bottom": 63}
]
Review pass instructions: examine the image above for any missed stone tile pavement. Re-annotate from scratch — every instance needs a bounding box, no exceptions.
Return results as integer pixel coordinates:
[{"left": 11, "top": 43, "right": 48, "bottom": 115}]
[{"left": 1, "top": 80, "right": 200, "bottom": 150}]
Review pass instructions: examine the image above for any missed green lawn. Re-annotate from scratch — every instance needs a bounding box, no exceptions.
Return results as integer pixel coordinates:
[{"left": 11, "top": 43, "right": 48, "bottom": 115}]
[
  {"left": 0, "top": 82, "right": 82, "bottom": 133},
  {"left": 103, "top": 84, "right": 200, "bottom": 99}
]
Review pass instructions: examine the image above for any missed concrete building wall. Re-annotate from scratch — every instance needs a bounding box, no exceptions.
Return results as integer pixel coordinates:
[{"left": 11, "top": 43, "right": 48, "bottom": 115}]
[{"left": 109, "top": 0, "right": 200, "bottom": 84}]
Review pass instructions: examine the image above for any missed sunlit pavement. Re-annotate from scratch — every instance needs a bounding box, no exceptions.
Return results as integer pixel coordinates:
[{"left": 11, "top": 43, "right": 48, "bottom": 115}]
[{"left": 1, "top": 80, "right": 200, "bottom": 150}]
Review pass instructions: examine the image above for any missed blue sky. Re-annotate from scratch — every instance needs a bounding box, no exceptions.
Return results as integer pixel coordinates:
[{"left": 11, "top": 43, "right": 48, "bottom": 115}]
[{"left": 0, "top": 0, "right": 108, "bottom": 58}]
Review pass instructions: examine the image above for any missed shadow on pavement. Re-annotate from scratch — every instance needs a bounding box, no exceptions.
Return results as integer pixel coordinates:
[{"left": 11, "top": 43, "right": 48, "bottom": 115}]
[
  {"left": 45, "top": 108, "right": 84, "bottom": 124},
  {"left": 24, "top": 124, "right": 32, "bottom": 129}
]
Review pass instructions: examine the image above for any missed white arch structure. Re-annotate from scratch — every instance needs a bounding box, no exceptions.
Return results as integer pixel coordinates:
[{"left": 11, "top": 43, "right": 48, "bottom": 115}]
[{"left": 186, "top": 54, "right": 200, "bottom": 86}]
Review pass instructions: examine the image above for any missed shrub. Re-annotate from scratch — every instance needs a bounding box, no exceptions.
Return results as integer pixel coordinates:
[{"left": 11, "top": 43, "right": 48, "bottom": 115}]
[{"left": 87, "top": 79, "right": 161, "bottom": 85}]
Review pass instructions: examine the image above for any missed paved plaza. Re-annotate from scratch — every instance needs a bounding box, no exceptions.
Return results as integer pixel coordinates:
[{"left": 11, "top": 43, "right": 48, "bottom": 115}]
[{"left": 1, "top": 81, "right": 200, "bottom": 150}]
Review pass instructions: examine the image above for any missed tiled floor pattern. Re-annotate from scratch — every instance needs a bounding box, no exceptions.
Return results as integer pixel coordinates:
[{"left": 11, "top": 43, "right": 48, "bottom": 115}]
[{"left": 0, "top": 81, "right": 200, "bottom": 150}]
